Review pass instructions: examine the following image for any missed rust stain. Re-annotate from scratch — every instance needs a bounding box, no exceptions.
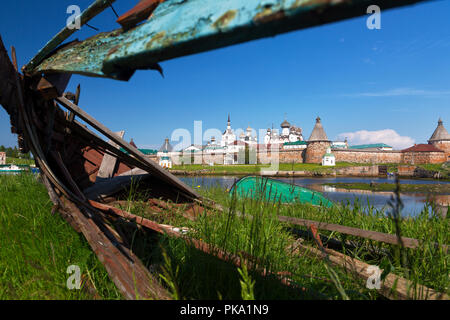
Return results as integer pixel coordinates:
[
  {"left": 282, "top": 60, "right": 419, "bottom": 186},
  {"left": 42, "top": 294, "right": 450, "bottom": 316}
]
[
  {"left": 254, "top": 9, "right": 286, "bottom": 25},
  {"left": 212, "top": 10, "right": 237, "bottom": 29},
  {"left": 146, "top": 31, "right": 166, "bottom": 49},
  {"left": 107, "top": 45, "right": 120, "bottom": 56}
]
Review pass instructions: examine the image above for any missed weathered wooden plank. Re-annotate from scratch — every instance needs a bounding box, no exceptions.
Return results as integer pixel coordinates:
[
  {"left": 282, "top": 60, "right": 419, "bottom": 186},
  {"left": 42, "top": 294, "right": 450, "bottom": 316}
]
[
  {"left": 90, "top": 200, "right": 316, "bottom": 294},
  {"left": 63, "top": 199, "right": 171, "bottom": 300},
  {"left": 30, "top": 0, "right": 432, "bottom": 80},
  {"left": 295, "top": 242, "right": 449, "bottom": 300},
  {"left": 117, "top": 0, "right": 164, "bottom": 30},
  {"left": 97, "top": 130, "right": 125, "bottom": 179},
  {"left": 33, "top": 73, "right": 72, "bottom": 100},
  {"left": 278, "top": 215, "right": 448, "bottom": 252},
  {"left": 55, "top": 96, "right": 200, "bottom": 200},
  {"left": 24, "top": 0, "right": 117, "bottom": 73},
  {"left": 85, "top": 168, "right": 150, "bottom": 200}
]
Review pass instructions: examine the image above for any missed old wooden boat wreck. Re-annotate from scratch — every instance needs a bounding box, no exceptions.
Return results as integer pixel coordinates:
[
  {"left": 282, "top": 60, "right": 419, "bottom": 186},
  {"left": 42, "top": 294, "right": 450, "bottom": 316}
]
[{"left": 1, "top": 0, "right": 447, "bottom": 300}]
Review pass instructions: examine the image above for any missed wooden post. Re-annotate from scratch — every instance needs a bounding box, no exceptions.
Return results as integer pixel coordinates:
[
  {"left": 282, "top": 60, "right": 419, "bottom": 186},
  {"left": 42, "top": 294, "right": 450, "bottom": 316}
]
[{"left": 97, "top": 130, "right": 125, "bottom": 180}]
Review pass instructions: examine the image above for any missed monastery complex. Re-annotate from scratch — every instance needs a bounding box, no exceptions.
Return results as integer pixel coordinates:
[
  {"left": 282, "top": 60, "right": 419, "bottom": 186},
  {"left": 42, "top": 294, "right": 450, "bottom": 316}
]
[{"left": 153, "top": 117, "right": 450, "bottom": 167}]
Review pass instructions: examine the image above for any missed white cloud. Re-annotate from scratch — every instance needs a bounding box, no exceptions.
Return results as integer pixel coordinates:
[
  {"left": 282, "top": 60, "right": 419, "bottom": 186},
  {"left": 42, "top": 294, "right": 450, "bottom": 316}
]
[
  {"left": 337, "top": 129, "right": 415, "bottom": 150},
  {"left": 342, "top": 87, "right": 450, "bottom": 97}
]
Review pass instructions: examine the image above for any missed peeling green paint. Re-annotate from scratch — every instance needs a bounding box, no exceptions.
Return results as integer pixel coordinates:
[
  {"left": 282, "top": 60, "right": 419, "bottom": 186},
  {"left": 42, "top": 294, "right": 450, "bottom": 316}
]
[{"left": 30, "top": 0, "right": 431, "bottom": 81}]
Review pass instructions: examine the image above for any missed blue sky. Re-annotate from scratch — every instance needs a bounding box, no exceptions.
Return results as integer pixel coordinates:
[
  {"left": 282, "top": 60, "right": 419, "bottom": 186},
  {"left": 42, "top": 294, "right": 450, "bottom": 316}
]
[{"left": 0, "top": 0, "right": 449, "bottom": 150}]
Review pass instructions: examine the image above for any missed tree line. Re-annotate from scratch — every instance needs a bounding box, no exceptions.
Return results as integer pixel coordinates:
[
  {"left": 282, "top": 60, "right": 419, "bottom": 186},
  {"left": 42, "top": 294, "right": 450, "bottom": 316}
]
[{"left": 0, "top": 145, "right": 32, "bottom": 159}]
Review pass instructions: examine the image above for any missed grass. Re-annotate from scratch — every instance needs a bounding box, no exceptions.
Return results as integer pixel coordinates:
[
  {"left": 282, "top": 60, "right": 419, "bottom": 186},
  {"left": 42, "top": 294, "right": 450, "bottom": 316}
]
[
  {"left": 323, "top": 182, "right": 450, "bottom": 194},
  {"left": 171, "top": 162, "right": 369, "bottom": 175},
  {"left": 116, "top": 177, "right": 449, "bottom": 300},
  {"left": 5, "top": 157, "right": 35, "bottom": 166},
  {"left": 193, "top": 185, "right": 449, "bottom": 295},
  {"left": 1, "top": 173, "right": 448, "bottom": 300},
  {"left": 0, "top": 174, "right": 120, "bottom": 300}
]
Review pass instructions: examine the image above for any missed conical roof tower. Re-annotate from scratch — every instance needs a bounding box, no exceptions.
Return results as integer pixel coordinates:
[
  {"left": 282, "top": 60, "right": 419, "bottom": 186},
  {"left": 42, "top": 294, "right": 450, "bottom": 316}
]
[
  {"left": 308, "top": 117, "right": 329, "bottom": 142},
  {"left": 429, "top": 118, "right": 450, "bottom": 143}
]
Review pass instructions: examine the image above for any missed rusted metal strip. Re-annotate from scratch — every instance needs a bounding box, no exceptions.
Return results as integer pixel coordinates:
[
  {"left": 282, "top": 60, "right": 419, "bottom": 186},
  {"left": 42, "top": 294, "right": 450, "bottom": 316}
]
[
  {"left": 30, "top": 0, "right": 431, "bottom": 80},
  {"left": 24, "top": 0, "right": 117, "bottom": 73}
]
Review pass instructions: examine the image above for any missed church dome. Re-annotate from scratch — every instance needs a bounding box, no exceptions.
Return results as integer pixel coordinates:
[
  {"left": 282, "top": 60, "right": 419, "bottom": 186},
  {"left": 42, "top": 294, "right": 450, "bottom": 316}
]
[{"left": 281, "top": 119, "right": 291, "bottom": 128}]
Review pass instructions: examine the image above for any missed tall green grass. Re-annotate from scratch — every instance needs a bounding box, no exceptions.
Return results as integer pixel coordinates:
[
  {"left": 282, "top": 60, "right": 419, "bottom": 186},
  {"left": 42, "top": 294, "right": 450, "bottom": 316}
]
[
  {"left": 0, "top": 174, "right": 120, "bottom": 300},
  {"left": 118, "top": 184, "right": 384, "bottom": 299},
  {"left": 194, "top": 184, "right": 449, "bottom": 296}
]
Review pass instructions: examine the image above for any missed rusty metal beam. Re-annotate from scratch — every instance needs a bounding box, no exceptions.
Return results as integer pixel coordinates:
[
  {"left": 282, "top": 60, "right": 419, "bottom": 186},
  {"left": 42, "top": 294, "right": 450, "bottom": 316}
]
[{"left": 30, "top": 0, "right": 432, "bottom": 80}]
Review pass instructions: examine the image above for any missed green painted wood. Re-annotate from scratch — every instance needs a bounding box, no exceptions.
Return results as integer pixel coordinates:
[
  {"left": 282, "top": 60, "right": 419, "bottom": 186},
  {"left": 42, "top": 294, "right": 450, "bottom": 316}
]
[
  {"left": 29, "top": 0, "right": 431, "bottom": 80},
  {"left": 24, "top": 0, "right": 117, "bottom": 73}
]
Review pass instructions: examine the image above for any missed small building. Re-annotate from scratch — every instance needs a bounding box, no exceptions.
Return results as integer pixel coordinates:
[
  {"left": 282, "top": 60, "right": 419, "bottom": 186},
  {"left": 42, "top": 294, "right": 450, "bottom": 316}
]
[
  {"left": 322, "top": 147, "right": 336, "bottom": 166},
  {"left": 182, "top": 144, "right": 202, "bottom": 153},
  {"left": 159, "top": 156, "right": 172, "bottom": 169},
  {"left": 283, "top": 141, "right": 307, "bottom": 150},
  {"left": 0, "top": 152, "right": 5, "bottom": 165},
  {"left": 158, "top": 138, "right": 173, "bottom": 168},
  {"left": 332, "top": 139, "right": 348, "bottom": 149},
  {"left": 349, "top": 143, "right": 393, "bottom": 151}
]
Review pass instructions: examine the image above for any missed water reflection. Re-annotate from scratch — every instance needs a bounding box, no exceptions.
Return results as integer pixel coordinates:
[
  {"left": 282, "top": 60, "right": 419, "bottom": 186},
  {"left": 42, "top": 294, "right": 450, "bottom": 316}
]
[{"left": 179, "top": 176, "right": 450, "bottom": 217}]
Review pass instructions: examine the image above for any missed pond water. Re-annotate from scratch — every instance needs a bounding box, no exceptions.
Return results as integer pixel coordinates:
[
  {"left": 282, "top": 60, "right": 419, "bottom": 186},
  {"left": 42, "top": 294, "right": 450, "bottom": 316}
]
[
  {"left": 0, "top": 167, "right": 40, "bottom": 175},
  {"left": 179, "top": 176, "right": 450, "bottom": 217}
]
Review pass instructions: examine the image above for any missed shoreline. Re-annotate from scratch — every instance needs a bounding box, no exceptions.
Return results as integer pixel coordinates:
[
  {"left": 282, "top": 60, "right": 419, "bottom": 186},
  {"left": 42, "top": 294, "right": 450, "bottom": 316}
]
[{"left": 170, "top": 169, "right": 450, "bottom": 181}]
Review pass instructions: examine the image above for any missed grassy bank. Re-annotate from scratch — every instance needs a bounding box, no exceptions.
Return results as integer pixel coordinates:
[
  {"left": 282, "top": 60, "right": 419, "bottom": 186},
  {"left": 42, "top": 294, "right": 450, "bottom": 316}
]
[
  {"left": 1, "top": 174, "right": 448, "bottom": 300},
  {"left": 171, "top": 162, "right": 367, "bottom": 175},
  {"left": 0, "top": 174, "right": 120, "bottom": 299},
  {"left": 324, "top": 182, "right": 450, "bottom": 194},
  {"left": 116, "top": 181, "right": 449, "bottom": 299},
  {"left": 5, "top": 157, "right": 35, "bottom": 166}
]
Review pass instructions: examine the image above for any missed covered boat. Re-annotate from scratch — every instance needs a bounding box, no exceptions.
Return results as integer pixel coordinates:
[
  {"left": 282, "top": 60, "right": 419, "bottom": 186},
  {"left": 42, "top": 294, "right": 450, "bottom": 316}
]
[{"left": 229, "top": 176, "right": 334, "bottom": 208}]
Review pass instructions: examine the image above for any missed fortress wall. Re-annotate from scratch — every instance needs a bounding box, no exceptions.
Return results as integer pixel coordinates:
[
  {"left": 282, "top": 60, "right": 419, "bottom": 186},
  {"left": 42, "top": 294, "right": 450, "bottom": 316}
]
[
  {"left": 402, "top": 151, "right": 446, "bottom": 164},
  {"left": 333, "top": 149, "right": 402, "bottom": 164},
  {"left": 431, "top": 141, "right": 450, "bottom": 161},
  {"left": 335, "top": 165, "right": 379, "bottom": 176},
  {"left": 305, "top": 141, "right": 331, "bottom": 163},
  {"left": 159, "top": 148, "right": 447, "bottom": 167}
]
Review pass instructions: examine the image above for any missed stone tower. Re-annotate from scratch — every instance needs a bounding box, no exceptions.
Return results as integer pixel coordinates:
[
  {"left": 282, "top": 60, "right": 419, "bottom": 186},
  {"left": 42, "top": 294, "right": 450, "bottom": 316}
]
[
  {"left": 428, "top": 118, "right": 450, "bottom": 161},
  {"left": 305, "top": 117, "right": 331, "bottom": 164}
]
